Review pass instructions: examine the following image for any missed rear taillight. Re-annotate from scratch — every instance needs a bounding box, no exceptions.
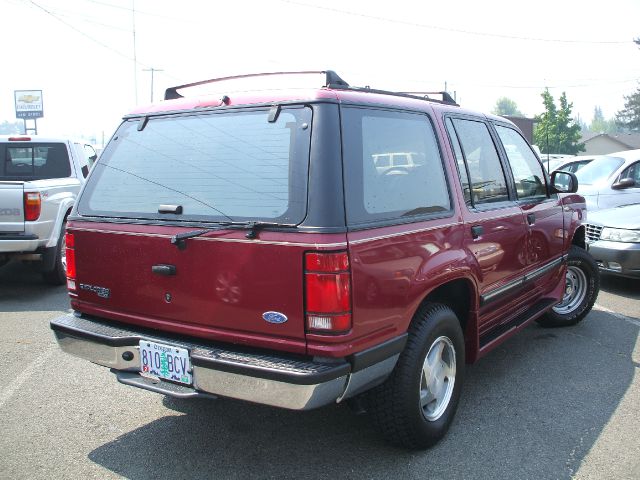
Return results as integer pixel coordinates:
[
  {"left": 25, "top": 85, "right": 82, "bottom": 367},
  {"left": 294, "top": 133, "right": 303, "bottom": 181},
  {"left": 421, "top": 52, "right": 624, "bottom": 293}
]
[
  {"left": 23, "top": 192, "right": 41, "bottom": 221},
  {"left": 65, "top": 232, "right": 76, "bottom": 291},
  {"left": 305, "top": 251, "right": 352, "bottom": 334}
]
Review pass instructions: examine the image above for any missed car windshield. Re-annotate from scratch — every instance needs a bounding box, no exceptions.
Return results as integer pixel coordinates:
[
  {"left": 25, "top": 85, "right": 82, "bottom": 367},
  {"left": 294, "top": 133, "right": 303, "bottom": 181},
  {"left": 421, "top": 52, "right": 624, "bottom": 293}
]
[
  {"left": 575, "top": 156, "right": 624, "bottom": 185},
  {"left": 78, "top": 107, "right": 312, "bottom": 223}
]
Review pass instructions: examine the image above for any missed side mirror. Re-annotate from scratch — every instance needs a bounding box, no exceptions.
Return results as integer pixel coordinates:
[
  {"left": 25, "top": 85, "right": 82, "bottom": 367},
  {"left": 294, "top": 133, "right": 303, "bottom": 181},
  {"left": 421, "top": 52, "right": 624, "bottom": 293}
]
[
  {"left": 611, "top": 177, "right": 635, "bottom": 190},
  {"left": 550, "top": 170, "right": 578, "bottom": 193}
]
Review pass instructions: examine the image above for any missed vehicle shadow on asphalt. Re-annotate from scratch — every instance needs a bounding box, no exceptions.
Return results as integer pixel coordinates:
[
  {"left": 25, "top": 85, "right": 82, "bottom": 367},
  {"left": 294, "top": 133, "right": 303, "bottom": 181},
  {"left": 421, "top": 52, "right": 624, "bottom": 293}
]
[
  {"left": 0, "top": 261, "right": 69, "bottom": 312},
  {"left": 88, "top": 310, "right": 638, "bottom": 480}
]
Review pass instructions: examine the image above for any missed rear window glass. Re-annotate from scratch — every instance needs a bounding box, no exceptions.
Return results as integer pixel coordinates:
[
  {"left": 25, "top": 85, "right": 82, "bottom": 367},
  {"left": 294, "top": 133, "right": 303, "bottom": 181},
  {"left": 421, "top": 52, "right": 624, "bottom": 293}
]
[
  {"left": 342, "top": 108, "right": 451, "bottom": 225},
  {"left": 78, "top": 107, "right": 312, "bottom": 223},
  {"left": 1, "top": 143, "right": 71, "bottom": 180}
]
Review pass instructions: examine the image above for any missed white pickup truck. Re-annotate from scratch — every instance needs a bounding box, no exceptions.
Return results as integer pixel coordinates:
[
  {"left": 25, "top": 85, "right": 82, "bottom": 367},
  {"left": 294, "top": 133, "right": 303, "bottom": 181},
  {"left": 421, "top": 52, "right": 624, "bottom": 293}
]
[{"left": 0, "top": 135, "right": 96, "bottom": 284}]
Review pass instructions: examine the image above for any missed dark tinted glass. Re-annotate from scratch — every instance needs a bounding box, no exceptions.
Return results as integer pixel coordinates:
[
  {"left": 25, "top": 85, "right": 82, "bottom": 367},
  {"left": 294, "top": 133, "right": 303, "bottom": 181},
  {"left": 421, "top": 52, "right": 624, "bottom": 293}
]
[
  {"left": 2, "top": 143, "right": 71, "bottom": 180},
  {"left": 451, "top": 119, "right": 508, "bottom": 204},
  {"left": 495, "top": 125, "right": 546, "bottom": 200},
  {"left": 342, "top": 108, "right": 451, "bottom": 224},
  {"left": 78, "top": 107, "right": 312, "bottom": 223}
]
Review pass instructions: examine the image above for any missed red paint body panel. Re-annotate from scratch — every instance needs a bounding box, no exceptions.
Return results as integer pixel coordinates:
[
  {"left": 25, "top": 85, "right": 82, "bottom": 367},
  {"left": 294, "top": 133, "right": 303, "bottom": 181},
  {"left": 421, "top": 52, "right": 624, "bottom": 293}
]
[{"left": 68, "top": 221, "right": 347, "bottom": 355}]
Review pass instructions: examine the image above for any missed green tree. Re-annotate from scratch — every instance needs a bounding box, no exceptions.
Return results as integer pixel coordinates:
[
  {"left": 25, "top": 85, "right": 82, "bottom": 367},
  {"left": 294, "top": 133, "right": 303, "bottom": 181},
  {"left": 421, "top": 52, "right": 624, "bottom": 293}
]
[
  {"left": 534, "top": 89, "right": 584, "bottom": 154},
  {"left": 589, "top": 106, "right": 617, "bottom": 133},
  {"left": 492, "top": 97, "right": 524, "bottom": 117},
  {"left": 615, "top": 38, "right": 640, "bottom": 131},
  {"left": 615, "top": 87, "right": 640, "bottom": 131}
]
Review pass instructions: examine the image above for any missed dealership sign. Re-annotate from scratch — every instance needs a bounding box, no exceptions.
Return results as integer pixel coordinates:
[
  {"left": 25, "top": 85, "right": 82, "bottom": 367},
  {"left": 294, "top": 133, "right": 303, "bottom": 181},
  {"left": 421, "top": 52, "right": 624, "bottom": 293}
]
[{"left": 15, "top": 90, "right": 43, "bottom": 119}]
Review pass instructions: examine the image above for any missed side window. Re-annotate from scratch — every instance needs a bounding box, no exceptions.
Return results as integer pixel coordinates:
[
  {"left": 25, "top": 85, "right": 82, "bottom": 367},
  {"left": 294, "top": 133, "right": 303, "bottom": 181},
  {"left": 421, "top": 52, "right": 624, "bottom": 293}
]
[
  {"left": 495, "top": 125, "right": 547, "bottom": 200},
  {"left": 450, "top": 118, "right": 509, "bottom": 205},
  {"left": 619, "top": 162, "right": 640, "bottom": 183},
  {"left": 342, "top": 108, "right": 451, "bottom": 224}
]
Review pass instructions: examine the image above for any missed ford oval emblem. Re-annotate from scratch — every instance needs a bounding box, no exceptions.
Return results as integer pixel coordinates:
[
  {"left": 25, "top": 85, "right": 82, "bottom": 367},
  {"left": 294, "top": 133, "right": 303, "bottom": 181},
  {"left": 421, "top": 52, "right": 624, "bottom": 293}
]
[{"left": 262, "top": 311, "right": 288, "bottom": 324}]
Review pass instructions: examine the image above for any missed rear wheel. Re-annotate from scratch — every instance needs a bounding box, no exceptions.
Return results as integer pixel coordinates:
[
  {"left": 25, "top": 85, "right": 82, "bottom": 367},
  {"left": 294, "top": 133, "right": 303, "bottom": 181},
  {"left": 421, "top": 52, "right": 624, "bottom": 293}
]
[
  {"left": 43, "top": 222, "right": 67, "bottom": 286},
  {"left": 537, "top": 245, "right": 599, "bottom": 327},
  {"left": 364, "top": 303, "right": 464, "bottom": 449}
]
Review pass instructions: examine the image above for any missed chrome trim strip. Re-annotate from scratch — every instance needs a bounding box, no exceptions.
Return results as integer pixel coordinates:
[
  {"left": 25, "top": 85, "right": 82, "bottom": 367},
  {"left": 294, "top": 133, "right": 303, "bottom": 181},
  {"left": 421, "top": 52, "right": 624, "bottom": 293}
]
[
  {"left": 481, "top": 256, "right": 565, "bottom": 306},
  {"left": 524, "top": 257, "right": 563, "bottom": 282},
  {"left": 481, "top": 277, "right": 524, "bottom": 306},
  {"left": 348, "top": 221, "right": 460, "bottom": 245},
  {"left": 68, "top": 227, "right": 347, "bottom": 248}
]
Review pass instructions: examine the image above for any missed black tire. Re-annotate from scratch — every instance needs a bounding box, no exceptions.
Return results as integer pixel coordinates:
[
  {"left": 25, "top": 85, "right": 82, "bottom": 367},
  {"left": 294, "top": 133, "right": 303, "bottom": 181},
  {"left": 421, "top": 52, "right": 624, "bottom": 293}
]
[
  {"left": 537, "top": 245, "right": 599, "bottom": 328},
  {"left": 42, "top": 222, "right": 67, "bottom": 286},
  {"left": 363, "top": 303, "right": 465, "bottom": 449}
]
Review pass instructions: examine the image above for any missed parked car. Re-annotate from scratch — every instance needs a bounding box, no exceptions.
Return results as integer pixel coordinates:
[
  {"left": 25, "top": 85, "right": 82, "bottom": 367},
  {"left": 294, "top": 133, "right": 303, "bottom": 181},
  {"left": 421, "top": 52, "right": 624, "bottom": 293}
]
[
  {"left": 0, "top": 135, "right": 96, "bottom": 283},
  {"left": 585, "top": 203, "right": 640, "bottom": 278},
  {"left": 574, "top": 149, "right": 640, "bottom": 210},
  {"left": 551, "top": 155, "right": 596, "bottom": 174},
  {"left": 50, "top": 70, "right": 599, "bottom": 449}
]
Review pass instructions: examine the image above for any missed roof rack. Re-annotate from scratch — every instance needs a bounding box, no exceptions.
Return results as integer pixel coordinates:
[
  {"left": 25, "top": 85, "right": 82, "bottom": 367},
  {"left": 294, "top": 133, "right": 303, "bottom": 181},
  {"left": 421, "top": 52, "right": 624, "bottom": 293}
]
[
  {"left": 164, "top": 70, "right": 349, "bottom": 100},
  {"left": 400, "top": 91, "right": 458, "bottom": 105},
  {"left": 163, "top": 70, "right": 459, "bottom": 107}
]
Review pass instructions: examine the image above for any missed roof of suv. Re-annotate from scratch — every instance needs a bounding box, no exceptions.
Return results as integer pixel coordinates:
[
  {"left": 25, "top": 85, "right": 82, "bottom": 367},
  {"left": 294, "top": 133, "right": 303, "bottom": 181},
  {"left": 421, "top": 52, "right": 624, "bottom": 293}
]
[{"left": 126, "top": 70, "right": 478, "bottom": 119}]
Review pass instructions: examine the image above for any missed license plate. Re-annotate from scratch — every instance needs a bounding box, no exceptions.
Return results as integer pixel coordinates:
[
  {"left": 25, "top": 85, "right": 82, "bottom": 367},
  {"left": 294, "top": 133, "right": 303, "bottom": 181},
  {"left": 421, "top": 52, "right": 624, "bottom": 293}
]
[{"left": 139, "top": 340, "right": 192, "bottom": 385}]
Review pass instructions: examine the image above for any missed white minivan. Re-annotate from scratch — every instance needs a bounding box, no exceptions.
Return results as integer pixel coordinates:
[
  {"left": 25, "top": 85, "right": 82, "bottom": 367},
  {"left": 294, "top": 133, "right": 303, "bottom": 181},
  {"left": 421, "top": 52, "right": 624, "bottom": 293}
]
[{"left": 574, "top": 149, "right": 640, "bottom": 210}]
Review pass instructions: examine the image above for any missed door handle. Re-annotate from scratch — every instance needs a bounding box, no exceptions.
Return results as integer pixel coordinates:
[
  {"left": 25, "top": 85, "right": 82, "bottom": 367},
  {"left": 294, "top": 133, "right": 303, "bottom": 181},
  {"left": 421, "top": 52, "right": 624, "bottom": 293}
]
[
  {"left": 152, "top": 264, "right": 176, "bottom": 276},
  {"left": 471, "top": 225, "right": 484, "bottom": 239},
  {"left": 527, "top": 213, "right": 535, "bottom": 225}
]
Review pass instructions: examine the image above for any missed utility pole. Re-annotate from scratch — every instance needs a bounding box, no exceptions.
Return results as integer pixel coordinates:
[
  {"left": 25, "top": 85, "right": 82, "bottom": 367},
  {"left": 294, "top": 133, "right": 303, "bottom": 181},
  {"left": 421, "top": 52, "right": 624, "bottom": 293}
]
[
  {"left": 132, "top": 0, "right": 138, "bottom": 104},
  {"left": 143, "top": 68, "right": 164, "bottom": 102}
]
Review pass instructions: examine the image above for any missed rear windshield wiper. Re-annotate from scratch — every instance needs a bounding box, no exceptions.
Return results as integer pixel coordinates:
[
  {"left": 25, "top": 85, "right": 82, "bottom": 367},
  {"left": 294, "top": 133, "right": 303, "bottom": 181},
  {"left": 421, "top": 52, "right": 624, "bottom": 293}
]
[
  {"left": 240, "top": 221, "right": 296, "bottom": 239},
  {"left": 170, "top": 221, "right": 295, "bottom": 248},
  {"left": 170, "top": 224, "right": 233, "bottom": 249}
]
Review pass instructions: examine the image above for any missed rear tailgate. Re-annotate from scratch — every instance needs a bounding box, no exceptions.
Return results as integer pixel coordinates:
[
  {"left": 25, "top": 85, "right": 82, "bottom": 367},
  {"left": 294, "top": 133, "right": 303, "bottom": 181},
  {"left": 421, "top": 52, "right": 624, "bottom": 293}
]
[
  {"left": 0, "top": 182, "right": 24, "bottom": 232},
  {"left": 69, "top": 222, "right": 314, "bottom": 353}
]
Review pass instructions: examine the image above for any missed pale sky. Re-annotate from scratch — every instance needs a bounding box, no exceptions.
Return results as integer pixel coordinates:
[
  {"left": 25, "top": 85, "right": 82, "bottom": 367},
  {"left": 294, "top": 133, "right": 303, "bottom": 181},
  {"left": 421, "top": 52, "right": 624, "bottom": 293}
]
[{"left": 2, "top": 0, "right": 639, "bottom": 144}]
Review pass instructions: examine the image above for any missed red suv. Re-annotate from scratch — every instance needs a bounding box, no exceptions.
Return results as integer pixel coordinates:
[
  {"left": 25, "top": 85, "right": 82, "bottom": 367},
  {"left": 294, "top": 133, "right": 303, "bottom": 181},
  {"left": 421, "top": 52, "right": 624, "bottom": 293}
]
[{"left": 51, "top": 71, "right": 599, "bottom": 448}]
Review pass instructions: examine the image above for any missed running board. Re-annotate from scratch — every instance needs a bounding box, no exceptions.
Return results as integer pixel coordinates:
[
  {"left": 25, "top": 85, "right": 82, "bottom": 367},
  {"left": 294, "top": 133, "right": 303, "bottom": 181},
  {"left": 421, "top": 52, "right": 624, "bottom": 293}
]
[{"left": 479, "top": 298, "right": 557, "bottom": 349}]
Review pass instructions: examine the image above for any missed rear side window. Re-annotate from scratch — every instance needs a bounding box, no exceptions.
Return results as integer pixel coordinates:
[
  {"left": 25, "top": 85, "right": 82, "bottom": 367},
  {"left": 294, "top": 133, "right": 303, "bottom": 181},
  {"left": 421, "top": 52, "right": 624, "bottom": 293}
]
[
  {"left": 447, "top": 118, "right": 509, "bottom": 206},
  {"left": 78, "top": 107, "right": 312, "bottom": 223},
  {"left": 1, "top": 143, "right": 71, "bottom": 180},
  {"left": 342, "top": 108, "right": 451, "bottom": 225}
]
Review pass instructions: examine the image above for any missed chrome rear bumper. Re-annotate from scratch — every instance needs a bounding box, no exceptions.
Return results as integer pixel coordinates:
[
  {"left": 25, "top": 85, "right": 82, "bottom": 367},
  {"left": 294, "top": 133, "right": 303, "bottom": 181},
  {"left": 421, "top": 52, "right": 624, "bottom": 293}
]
[{"left": 51, "top": 313, "right": 404, "bottom": 410}]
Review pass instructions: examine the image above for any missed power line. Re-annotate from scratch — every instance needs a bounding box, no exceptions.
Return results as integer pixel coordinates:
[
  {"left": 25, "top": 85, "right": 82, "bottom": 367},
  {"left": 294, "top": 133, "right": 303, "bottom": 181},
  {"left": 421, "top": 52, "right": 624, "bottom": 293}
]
[
  {"left": 280, "top": 0, "right": 633, "bottom": 45},
  {"left": 24, "top": 1, "right": 183, "bottom": 83}
]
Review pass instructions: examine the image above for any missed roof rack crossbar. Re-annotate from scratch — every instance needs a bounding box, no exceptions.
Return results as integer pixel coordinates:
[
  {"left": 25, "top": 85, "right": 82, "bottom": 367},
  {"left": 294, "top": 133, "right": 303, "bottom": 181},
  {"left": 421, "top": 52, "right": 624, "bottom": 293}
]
[
  {"left": 400, "top": 91, "right": 458, "bottom": 105},
  {"left": 164, "top": 70, "right": 349, "bottom": 100}
]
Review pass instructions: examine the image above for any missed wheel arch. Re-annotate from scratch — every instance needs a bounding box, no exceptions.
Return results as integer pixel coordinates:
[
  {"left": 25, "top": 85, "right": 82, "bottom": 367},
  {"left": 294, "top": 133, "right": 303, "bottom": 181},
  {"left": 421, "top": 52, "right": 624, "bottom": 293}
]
[{"left": 412, "top": 277, "right": 479, "bottom": 363}]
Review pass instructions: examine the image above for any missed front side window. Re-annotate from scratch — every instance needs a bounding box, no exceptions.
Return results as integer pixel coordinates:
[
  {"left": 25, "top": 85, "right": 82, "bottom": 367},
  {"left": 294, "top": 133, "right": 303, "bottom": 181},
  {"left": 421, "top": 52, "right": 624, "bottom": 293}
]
[
  {"left": 495, "top": 125, "right": 547, "bottom": 200},
  {"left": 618, "top": 162, "right": 640, "bottom": 183},
  {"left": 78, "top": 107, "right": 312, "bottom": 223},
  {"left": 2, "top": 143, "right": 71, "bottom": 180},
  {"left": 342, "top": 108, "right": 451, "bottom": 225},
  {"left": 449, "top": 118, "right": 509, "bottom": 205}
]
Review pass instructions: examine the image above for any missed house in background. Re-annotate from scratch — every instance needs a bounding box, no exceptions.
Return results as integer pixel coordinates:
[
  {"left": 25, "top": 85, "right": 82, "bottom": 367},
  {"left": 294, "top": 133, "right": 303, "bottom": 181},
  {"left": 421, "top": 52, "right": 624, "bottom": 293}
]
[{"left": 580, "top": 132, "right": 640, "bottom": 155}]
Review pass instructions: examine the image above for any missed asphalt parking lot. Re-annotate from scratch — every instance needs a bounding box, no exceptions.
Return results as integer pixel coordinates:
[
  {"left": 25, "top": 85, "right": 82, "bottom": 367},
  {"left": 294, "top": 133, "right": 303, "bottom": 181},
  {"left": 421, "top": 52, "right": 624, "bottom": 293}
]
[{"left": 0, "top": 261, "right": 638, "bottom": 480}]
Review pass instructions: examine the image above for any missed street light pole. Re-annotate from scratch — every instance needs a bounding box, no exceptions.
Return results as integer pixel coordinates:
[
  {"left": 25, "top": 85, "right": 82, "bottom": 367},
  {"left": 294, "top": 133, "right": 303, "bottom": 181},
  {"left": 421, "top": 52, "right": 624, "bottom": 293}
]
[{"left": 143, "top": 68, "right": 164, "bottom": 102}]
